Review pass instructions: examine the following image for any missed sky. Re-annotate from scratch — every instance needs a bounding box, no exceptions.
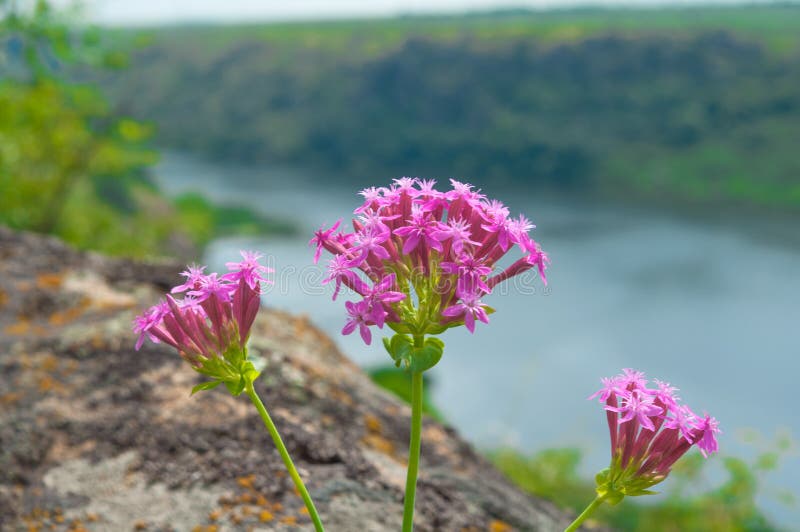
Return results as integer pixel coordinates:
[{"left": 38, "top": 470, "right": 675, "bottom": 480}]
[{"left": 80, "top": 0, "right": 750, "bottom": 25}]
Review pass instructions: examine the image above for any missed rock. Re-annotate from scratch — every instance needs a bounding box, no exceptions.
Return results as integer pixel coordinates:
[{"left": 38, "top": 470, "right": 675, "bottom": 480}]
[{"left": 0, "top": 227, "right": 580, "bottom": 531}]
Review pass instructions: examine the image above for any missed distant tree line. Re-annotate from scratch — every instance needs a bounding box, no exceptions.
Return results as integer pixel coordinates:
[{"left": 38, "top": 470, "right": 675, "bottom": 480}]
[{"left": 106, "top": 21, "right": 800, "bottom": 210}]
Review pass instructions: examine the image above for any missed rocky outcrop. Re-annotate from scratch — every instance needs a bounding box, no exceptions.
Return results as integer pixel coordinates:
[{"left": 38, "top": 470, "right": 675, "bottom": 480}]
[{"left": 0, "top": 228, "right": 577, "bottom": 531}]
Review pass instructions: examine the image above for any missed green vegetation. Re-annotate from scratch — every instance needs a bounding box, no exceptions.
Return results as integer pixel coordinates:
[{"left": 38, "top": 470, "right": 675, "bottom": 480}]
[
  {"left": 105, "top": 5, "right": 800, "bottom": 213},
  {"left": 173, "top": 193, "right": 297, "bottom": 249},
  {"left": 0, "top": 1, "right": 293, "bottom": 258}
]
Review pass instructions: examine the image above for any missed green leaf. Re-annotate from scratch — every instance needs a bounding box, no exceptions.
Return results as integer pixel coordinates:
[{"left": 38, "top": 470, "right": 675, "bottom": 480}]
[
  {"left": 225, "top": 378, "right": 246, "bottom": 396},
  {"left": 409, "top": 337, "right": 444, "bottom": 372},
  {"left": 627, "top": 489, "right": 659, "bottom": 497},
  {"left": 424, "top": 323, "right": 448, "bottom": 335},
  {"left": 384, "top": 333, "right": 413, "bottom": 369},
  {"left": 382, "top": 336, "right": 393, "bottom": 357},
  {"left": 387, "top": 321, "right": 412, "bottom": 334},
  {"left": 595, "top": 468, "right": 611, "bottom": 486},
  {"left": 241, "top": 360, "right": 261, "bottom": 384},
  {"left": 190, "top": 380, "right": 222, "bottom": 396}
]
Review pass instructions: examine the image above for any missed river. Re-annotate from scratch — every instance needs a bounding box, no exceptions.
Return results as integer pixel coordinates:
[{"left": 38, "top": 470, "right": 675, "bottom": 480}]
[{"left": 156, "top": 152, "right": 799, "bottom": 525}]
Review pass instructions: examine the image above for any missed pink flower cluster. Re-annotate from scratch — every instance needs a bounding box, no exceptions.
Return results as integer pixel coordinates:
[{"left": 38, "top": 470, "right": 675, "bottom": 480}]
[
  {"left": 311, "top": 178, "right": 548, "bottom": 344},
  {"left": 133, "top": 251, "right": 272, "bottom": 367},
  {"left": 590, "top": 368, "right": 720, "bottom": 483}
]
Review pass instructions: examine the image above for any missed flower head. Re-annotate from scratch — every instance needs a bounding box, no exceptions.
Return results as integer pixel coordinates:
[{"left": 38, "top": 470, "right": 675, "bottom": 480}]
[
  {"left": 133, "top": 251, "right": 271, "bottom": 392},
  {"left": 589, "top": 369, "right": 720, "bottom": 501},
  {"left": 313, "top": 179, "right": 547, "bottom": 350}
]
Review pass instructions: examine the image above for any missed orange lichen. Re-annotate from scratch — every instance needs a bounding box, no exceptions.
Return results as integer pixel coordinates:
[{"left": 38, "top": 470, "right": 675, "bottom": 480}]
[
  {"left": 36, "top": 273, "right": 64, "bottom": 289},
  {"left": 259, "top": 510, "right": 274, "bottom": 522},
  {"left": 0, "top": 392, "right": 21, "bottom": 405},
  {"left": 208, "top": 510, "right": 221, "bottom": 522},
  {"left": 47, "top": 298, "right": 90, "bottom": 326},
  {"left": 4, "top": 319, "right": 31, "bottom": 335},
  {"left": 37, "top": 376, "right": 59, "bottom": 393},
  {"left": 280, "top": 515, "right": 297, "bottom": 526},
  {"left": 362, "top": 433, "right": 395, "bottom": 456},
  {"left": 41, "top": 354, "right": 58, "bottom": 372},
  {"left": 236, "top": 474, "right": 256, "bottom": 489},
  {"left": 489, "top": 520, "right": 513, "bottom": 532},
  {"left": 328, "top": 387, "right": 355, "bottom": 407},
  {"left": 364, "top": 413, "right": 382, "bottom": 433}
]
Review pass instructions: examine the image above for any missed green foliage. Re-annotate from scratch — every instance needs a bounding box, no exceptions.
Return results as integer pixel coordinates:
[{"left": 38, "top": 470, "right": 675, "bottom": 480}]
[
  {"left": 105, "top": 5, "right": 800, "bottom": 213},
  {"left": 0, "top": 1, "right": 293, "bottom": 257},
  {"left": 173, "top": 193, "right": 296, "bottom": 248},
  {"left": 489, "top": 437, "right": 794, "bottom": 532}
]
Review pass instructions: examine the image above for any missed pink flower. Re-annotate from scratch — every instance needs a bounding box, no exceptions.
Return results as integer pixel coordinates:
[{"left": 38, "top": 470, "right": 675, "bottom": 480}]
[
  {"left": 589, "top": 369, "right": 720, "bottom": 497},
  {"left": 309, "top": 220, "right": 342, "bottom": 264},
  {"left": 394, "top": 207, "right": 445, "bottom": 255},
  {"left": 442, "top": 289, "right": 490, "bottom": 333},
  {"left": 432, "top": 218, "right": 479, "bottom": 256},
  {"left": 606, "top": 389, "right": 663, "bottom": 431},
  {"left": 695, "top": 414, "right": 721, "bottom": 458},
  {"left": 171, "top": 264, "right": 207, "bottom": 294},
  {"left": 224, "top": 250, "right": 273, "bottom": 289},
  {"left": 441, "top": 254, "right": 491, "bottom": 295},
  {"left": 312, "top": 178, "right": 547, "bottom": 345},
  {"left": 342, "top": 300, "right": 373, "bottom": 345},
  {"left": 349, "top": 228, "right": 391, "bottom": 267},
  {"left": 133, "top": 300, "right": 170, "bottom": 350},
  {"left": 323, "top": 255, "right": 364, "bottom": 300},
  {"left": 133, "top": 252, "right": 270, "bottom": 368}
]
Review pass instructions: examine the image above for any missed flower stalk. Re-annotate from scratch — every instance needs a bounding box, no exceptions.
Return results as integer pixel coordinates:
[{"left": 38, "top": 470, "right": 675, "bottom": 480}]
[
  {"left": 564, "top": 495, "right": 605, "bottom": 532},
  {"left": 245, "top": 380, "right": 324, "bottom": 532},
  {"left": 402, "top": 338, "right": 425, "bottom": 532}
]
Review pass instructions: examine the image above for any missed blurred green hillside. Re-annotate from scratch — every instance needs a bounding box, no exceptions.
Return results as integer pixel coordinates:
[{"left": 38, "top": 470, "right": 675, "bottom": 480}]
[
  {"left": 105, "top": 5, "right": 800, "bottom": 213},
  {"left": 0, "top": 1, "right": 294, "bottom": 258}
]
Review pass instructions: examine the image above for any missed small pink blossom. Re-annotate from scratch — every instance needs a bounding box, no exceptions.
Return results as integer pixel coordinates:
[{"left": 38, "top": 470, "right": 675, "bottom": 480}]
[
  {"left": 442, "top": 290, "right": 490, "bottom": 333},
  {"left": 309, "top": 220, "right": 342, "bottom": 264},
  {"left": 133, "top": 252, "right": 270, "bottom": 365},
  {"left": 171, "top": 264, "right": 207, "bottom": 294},
  {"left": 342, "top": 300, "right": 373, "bottom": 345},
  {"left": 589, "top": 368, "right": 720, "bottom": 490}
]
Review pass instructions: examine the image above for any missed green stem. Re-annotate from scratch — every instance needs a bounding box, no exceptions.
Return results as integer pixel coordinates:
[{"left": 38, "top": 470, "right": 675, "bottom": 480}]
[
  {"left": 564, "top": 495, "right": 605, "bottom": 532},
  {"left": 245, "top": 381, "right": 325, "bottom": 532},
  {"left": 402, "top": 335, "right": 425, "bottom": 532}
]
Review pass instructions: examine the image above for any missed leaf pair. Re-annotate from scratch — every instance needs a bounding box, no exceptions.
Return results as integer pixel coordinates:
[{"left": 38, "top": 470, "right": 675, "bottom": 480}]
[
  {"left": 191, "top": 359, "right": 262, "bottom": 396},
  {"left": 382, "top": 334, "right": 444, "bottom": 373}
]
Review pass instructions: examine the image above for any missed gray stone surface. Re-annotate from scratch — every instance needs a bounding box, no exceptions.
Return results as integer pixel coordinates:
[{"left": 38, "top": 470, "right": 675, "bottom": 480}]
[{"left": 0, "top": 228, "right": 581, "bottom": 531}]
